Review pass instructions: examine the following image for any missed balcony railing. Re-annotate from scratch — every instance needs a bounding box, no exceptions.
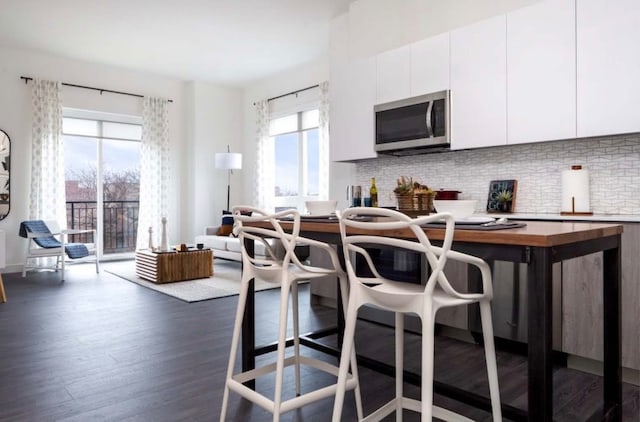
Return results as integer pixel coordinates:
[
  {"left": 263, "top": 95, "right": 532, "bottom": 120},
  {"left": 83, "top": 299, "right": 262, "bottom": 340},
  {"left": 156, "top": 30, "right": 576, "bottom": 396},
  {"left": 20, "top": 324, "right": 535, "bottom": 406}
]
[{"left": 66, "top": 200, "right": 139, "bottom": 254}]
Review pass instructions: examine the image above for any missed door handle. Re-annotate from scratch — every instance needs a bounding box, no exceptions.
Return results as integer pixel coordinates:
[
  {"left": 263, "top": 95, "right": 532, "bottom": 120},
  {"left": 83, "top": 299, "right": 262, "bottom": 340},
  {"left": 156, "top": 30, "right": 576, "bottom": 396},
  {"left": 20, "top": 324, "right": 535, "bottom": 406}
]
[{"left": 426, "top": 101, "right": 434, "bottom": 138}]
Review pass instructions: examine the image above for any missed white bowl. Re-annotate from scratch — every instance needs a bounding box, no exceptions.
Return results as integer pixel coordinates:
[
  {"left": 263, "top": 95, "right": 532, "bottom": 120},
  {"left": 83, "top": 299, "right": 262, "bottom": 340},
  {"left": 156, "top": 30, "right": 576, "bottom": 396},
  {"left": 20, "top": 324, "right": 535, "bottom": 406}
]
[
  {"left": 433, "top": 200, "right": 478, "bottom": 219},
  {"left": 305, "top": 200, "right": 338, "bottom": 215}
]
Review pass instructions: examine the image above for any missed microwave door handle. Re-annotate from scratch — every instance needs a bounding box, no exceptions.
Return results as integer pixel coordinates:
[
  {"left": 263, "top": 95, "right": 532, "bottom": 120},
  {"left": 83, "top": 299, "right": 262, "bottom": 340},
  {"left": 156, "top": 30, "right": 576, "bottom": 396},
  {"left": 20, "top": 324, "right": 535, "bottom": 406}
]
[{"left": 426, "top": 101, "right": 434, "bottom": 138}]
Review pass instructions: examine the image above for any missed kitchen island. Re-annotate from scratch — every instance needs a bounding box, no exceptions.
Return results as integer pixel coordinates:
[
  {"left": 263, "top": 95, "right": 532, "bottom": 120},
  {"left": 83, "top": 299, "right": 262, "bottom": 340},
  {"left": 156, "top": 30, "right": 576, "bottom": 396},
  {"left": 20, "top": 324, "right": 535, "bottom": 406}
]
[{"left": 240, "top": 219, "right": 623, "bottom": 422}]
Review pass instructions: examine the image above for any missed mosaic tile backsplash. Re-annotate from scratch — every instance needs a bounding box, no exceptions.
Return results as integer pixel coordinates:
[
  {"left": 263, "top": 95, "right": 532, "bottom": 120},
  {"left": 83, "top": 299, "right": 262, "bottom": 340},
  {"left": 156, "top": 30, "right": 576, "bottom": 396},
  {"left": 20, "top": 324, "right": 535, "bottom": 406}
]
[{"left": 356, "top": 134, "right": 640, "bottom": 215}]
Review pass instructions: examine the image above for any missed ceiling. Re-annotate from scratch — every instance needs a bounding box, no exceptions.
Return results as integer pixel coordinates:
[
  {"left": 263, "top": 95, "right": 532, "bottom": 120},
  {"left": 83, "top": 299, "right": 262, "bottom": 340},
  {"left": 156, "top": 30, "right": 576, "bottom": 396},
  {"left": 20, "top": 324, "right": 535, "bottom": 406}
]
[{"left": 0, "top": 0, "right": 355, "bottom": 86}]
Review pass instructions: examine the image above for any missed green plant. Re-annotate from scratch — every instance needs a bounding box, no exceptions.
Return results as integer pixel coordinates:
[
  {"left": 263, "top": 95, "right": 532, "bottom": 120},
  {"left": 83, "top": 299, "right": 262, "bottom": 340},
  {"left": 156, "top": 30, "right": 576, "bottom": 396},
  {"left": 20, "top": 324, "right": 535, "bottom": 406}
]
[
  {"left": 393, "top": 176, "right": 414, "bottom": 195},
  {"left": 497, "top": 189, "right": 513, "bottom": 202}
]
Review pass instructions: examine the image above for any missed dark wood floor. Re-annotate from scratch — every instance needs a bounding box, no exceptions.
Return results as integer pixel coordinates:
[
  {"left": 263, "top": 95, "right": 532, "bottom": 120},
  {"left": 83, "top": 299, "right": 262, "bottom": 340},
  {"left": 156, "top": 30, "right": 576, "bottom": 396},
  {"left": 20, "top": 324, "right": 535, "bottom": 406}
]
[{"left": 0, "top": 262, "right": 638, "bottom": 421}]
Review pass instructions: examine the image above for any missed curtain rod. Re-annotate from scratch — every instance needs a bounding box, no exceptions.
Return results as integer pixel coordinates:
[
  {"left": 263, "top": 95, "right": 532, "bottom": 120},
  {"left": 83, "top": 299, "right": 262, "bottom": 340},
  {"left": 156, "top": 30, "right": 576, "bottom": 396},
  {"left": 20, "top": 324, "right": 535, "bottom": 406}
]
[
  {"left": 253, "top": 84, "right": 320, "bottom": 105},
  {"left": 20, "top": 76, "right": 173, "bottom": 103},
  {"left": 268, "top": 84, "right": 319, "bottom": 102}
]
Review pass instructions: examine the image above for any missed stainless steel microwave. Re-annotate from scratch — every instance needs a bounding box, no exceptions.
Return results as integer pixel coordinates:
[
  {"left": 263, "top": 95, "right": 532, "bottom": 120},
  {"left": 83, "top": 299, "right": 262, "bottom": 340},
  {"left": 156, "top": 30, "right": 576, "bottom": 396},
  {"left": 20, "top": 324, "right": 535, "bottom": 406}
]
[{"left": 374, "top": 90, "right": 450, "bottom": 155}]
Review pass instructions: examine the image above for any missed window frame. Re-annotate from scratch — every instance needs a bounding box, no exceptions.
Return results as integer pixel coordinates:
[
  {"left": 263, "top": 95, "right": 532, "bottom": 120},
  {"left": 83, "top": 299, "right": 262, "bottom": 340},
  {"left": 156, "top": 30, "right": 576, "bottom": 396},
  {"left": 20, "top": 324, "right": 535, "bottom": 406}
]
[
  {"left": 270, "top": 109, "right": 321, "bottom": 212},
  {"left": 62, "top": 108, "right": 143, "bottom": 260}
]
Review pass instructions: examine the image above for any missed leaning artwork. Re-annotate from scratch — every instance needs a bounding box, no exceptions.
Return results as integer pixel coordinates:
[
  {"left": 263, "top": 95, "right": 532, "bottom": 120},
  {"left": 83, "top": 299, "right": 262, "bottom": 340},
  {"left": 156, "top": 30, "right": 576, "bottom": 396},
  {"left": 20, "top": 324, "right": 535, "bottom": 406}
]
[{"left": 486, "top": 180, "right": 517, "bottom": 213}]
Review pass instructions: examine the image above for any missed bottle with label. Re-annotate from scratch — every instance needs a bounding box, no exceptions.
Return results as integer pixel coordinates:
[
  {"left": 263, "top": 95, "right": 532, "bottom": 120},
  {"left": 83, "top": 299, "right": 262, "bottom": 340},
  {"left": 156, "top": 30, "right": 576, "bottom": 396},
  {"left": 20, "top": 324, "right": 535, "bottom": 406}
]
[{"left": 370, "top": 177, "right": 378, "bottom": 207}]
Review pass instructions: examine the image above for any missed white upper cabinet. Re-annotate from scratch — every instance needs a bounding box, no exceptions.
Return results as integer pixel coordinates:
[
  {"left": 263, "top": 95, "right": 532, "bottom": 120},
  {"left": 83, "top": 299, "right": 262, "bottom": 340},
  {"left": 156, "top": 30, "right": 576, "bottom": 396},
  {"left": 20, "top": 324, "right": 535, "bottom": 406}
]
[
  {"left": 410, "top": 32, "right": 450, "bottom": 96},
  {"left": 450, "top": 14, "right": 507, "bottom": 150},
  {"left": 577, "top": 0, "right": 640, "bottom": 138},
  {"left": 329, "top": 15, "right": 377, "bottom": 162},
  {"left": 329, "top": 57, "right": 378, "bottom": 161},
  {"left": 376, "top": 32, "right": 450, "bottom": 104},
  {"left": 507, "top": 0, "right": 576, "bottom": 144},
  {"left": 375, "top": 45, "right": 411, "bottom": 104}
]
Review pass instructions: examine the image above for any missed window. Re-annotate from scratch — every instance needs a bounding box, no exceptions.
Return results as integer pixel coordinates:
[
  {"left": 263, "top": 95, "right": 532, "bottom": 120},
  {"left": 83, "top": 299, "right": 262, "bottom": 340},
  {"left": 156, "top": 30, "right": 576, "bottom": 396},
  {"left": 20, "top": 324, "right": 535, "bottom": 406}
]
[
  {"left": 62, "top": 109, "right": 142, "bottom": 258},
  {"left": 269, "top": 109, "right": 321, "bottom": 211}
]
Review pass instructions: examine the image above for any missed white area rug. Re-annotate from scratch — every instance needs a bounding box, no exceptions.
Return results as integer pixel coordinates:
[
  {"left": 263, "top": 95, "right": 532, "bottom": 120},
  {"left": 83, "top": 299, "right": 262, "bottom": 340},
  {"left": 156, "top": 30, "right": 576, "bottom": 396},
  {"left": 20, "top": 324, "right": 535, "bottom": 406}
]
[{"left": 105, "top": 259, "right": 279, "bottom": 303}]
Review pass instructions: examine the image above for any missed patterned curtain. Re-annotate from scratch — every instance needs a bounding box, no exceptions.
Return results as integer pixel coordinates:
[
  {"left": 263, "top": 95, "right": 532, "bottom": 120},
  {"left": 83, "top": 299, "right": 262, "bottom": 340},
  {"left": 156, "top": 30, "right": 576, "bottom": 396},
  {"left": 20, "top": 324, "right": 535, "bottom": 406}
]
[
  {"left": 136, "top": 97, "right": 170, "bottom": 249},
  {"left": 29, "top": 79, "right": 66, "bottom": 223},
  {"left": 254, "top": 99, "right": 274, "bottom": 212},
  {"left": 318, "top": 81, "right": 330, "bottom": 200}
]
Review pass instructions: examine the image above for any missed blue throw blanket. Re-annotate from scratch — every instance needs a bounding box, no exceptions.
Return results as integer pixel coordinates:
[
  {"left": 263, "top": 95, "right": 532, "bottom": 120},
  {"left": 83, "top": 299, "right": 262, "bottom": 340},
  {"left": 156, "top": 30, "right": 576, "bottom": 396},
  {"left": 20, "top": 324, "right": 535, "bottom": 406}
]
[
  {"left": 65, "top": 243, "right": 89, "bottom": 259},
  {"left": 19, "top": 220, "right": 90, "bottom": 259}
]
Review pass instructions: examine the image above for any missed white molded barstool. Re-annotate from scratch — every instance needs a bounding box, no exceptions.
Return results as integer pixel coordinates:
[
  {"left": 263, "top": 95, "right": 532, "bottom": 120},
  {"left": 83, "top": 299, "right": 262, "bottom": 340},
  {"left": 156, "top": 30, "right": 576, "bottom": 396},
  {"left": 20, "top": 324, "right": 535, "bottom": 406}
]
[
  {"left": 332, "top": 207, "right": 502, "bottom": 422},
  {"left": 220, "top": 206, "right": 362, "bottom": 421}
]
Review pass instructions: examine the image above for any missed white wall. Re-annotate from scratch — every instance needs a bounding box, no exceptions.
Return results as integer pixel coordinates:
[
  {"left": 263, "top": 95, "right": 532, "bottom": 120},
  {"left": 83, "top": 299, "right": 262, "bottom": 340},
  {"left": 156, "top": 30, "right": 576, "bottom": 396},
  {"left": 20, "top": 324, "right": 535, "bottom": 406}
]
[
  {"left": 185, "top": 81, "right": 243, "bottom": 237},
  {"left": 0, "top": 47, "right": 248, "bottom": 270}
]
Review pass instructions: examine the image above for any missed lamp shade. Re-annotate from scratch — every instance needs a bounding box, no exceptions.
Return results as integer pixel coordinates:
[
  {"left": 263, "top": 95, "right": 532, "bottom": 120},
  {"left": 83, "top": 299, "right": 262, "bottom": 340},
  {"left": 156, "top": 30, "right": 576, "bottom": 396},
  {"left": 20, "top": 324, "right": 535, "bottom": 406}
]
[{"left": 215, "top": 152, "right": 242, "bottom": 170}]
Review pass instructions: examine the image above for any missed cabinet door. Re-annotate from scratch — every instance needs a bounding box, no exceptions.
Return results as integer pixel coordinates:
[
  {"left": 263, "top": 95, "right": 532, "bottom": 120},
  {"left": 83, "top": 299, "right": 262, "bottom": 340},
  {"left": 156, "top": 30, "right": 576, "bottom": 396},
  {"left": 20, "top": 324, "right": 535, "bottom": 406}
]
[
  {"left": 410, "top": 32, "right": 450, "bottom": 96},
  {"left": 562, "top": 223, "right": 639, "bottom": 370},
  {"left": 577, "top": 0, "right": 640, "bottom": 137},
  {"left": 507, "top": 0, "right": 576, "bottom": 144},
  {"left": 562, "top": 252, "right": 603, "bottom": 361},
  {"left": 375, "top": 45, "right": 411, "bottom": 104},
  {"left": 330, "top": 55, "right": 377, "bottom": 162},
  {"left": 329, "top": 14, "right": 376, "bottom": 162},
  {"left": 450, "top": 14, "right": 507, "bottom": 149}
]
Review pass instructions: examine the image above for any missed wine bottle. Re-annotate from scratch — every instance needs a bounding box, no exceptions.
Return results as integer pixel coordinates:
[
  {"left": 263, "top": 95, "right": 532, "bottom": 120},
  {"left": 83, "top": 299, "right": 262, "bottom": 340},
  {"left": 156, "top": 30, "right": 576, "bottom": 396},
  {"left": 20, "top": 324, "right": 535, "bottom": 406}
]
[{"left": 370, "top": 177, "right": 378, "bottom": 207}]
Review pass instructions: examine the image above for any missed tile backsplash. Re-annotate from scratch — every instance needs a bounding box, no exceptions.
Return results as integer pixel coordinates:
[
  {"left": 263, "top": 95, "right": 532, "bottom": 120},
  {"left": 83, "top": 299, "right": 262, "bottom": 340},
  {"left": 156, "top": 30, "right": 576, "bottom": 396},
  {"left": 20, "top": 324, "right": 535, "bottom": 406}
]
[{"left": 356, "top": 134, "right": 640, "bottom": 215}]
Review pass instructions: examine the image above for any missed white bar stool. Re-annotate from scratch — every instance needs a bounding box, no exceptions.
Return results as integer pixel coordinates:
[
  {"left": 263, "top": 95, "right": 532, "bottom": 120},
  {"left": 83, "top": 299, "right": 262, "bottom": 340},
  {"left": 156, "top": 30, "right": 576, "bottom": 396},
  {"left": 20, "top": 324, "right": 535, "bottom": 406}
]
[
  {"left": 332, "top": 207, "right": 502, "bottom": 422},
  {"left": 220, "top": 206, "right": 363, "bottom": 421}
]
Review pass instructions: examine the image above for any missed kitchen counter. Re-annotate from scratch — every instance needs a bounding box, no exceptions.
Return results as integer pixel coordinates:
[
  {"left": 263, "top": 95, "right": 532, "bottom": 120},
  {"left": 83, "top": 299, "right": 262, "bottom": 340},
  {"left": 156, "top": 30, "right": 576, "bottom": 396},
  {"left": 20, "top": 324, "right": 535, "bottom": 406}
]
[
  {"left": 244, "top": 218, "right": 625, "bottom": 421},
  {"left": 475, "top": 212, "right": 640, "bottom": 223}
]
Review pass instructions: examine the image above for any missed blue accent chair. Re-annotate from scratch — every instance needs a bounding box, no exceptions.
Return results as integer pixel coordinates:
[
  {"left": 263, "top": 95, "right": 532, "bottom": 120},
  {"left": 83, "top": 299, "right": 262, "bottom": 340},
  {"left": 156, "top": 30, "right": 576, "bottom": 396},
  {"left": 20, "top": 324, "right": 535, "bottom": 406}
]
[{"left": 19, "top": 220, "right": 99, "bottom": 281}]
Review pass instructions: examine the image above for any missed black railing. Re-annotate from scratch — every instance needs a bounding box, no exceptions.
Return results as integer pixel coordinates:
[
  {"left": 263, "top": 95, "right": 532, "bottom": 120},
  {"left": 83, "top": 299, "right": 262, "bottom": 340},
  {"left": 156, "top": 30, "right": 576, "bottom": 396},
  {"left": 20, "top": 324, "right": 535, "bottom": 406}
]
[{"left": 66, "top": 200, "right": 139, "bottom": 254}]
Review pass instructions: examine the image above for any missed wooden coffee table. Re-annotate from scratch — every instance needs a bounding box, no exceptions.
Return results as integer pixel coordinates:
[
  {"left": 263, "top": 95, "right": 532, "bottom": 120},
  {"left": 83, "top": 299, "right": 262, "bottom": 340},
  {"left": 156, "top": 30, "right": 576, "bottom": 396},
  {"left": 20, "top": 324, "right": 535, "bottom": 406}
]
[{"left": 135, "top": 248, "right": 213, "bottom": 284}]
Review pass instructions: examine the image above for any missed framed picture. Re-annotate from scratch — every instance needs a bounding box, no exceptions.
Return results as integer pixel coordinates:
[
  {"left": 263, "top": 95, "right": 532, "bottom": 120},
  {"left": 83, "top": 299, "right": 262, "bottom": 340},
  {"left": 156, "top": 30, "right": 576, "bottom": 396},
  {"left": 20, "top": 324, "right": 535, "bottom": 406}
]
[{"left": 486, "top": 180, "right": 517, "bottom": 213}]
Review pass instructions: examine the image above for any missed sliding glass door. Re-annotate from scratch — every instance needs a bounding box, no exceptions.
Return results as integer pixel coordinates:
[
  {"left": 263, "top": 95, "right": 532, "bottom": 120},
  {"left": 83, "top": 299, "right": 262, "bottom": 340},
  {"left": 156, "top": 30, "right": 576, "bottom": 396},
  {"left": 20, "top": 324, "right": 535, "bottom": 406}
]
[{"left": 63, "top": 111, "right": 142, "bottom": 258}]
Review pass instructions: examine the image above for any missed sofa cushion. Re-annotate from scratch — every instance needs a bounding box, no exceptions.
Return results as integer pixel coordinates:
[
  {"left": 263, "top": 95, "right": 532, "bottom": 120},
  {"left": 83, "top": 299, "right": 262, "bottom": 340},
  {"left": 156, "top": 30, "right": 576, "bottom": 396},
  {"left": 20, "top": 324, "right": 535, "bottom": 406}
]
[
  {"left": 225, "top": 237, "right": 278, "bottom": 257},
  {"left": 225, "top": 237, "right": 243, "bottom": 253},
  {"left": 198, "top": 235, "right": 229, "bottom": 251}
]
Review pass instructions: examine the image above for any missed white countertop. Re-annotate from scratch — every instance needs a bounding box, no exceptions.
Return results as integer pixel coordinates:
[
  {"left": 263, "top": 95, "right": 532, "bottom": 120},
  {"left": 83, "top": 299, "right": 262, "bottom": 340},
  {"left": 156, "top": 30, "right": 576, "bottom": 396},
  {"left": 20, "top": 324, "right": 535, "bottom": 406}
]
[{"left": 475, "top": 212, "right": 640, "bottom": 223}]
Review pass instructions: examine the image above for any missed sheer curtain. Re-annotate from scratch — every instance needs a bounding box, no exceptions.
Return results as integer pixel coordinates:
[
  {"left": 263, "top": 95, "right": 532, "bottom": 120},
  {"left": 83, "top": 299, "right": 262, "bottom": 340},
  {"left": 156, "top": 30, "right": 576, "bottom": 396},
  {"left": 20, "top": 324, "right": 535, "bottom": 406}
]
[
  {"left": 254, "top": 83, "right": 330, "bottom": 212},
  {"left": 136, "top": 97, "right": 170, "bottom": 249},
  {"left": 318, "top": 81, "right": 330, "bottom": 201},
  {"left": 29, "top": 79, "right": 66, "bottom": 223},
  {"left": 254, "top": 99, "right": 274, "bottom": 211}
]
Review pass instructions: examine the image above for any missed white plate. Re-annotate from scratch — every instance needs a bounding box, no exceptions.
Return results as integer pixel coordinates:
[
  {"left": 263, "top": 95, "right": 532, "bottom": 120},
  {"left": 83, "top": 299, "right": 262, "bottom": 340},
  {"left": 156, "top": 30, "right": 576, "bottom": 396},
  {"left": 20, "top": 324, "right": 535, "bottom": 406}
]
[{"left": 454, "top": 216, "right": 495, "bottom": 225}]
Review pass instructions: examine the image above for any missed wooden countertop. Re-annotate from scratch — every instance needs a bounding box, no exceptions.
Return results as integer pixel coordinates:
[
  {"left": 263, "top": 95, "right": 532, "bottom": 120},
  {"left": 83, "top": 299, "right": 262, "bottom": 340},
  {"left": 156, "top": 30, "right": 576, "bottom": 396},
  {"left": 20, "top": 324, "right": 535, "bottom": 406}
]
[{"left": 251, "top": 219, "right": 623, "bottom": 248}]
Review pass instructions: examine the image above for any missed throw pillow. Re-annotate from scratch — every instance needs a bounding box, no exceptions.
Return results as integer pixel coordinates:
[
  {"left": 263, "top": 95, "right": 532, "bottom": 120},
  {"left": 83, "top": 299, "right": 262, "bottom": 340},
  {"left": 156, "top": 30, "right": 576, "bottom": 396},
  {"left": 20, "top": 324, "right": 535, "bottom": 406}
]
[{"left": 216, "top": 215, "right": 235, "bottom": 236}]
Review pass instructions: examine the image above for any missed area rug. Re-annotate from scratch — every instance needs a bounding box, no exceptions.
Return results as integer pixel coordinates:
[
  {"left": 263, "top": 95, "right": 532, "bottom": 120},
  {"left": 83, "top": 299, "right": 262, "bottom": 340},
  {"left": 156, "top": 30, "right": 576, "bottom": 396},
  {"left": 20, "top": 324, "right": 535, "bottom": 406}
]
[{"left": 105, "top": 260, "right": 279, "bottom": 303}]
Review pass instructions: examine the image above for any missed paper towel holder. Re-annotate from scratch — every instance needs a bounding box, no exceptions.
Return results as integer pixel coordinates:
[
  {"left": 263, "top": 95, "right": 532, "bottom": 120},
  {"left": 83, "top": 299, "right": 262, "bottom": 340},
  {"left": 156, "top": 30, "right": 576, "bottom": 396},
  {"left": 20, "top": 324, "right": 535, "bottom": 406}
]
[{"left": 560, "top": 164, "right": 594, "bottom": 216}]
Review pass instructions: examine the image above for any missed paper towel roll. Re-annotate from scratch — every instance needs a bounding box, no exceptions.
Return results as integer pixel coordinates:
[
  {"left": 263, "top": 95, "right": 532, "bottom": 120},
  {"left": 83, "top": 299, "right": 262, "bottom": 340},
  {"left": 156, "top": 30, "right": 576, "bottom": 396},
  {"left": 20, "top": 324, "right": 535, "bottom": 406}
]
[{"left": 561, "top": 166, "right": 590, "bottom": 213}]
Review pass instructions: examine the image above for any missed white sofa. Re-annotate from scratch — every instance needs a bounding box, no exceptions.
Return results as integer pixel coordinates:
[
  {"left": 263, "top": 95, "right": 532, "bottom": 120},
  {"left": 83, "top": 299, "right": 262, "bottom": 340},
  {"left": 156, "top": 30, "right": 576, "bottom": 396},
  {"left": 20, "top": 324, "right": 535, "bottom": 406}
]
[
  {"left": 195, "top": 225, "right": 281, "bottom": 261},
  {"left": 196, "top": 224, "right": 332, "bottom": 306}
]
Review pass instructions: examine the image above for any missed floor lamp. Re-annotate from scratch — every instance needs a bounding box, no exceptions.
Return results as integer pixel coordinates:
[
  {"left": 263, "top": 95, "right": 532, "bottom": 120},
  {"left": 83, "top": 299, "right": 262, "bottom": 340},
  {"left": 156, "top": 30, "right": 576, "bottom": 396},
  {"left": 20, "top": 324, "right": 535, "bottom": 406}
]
[{"left": 215, "top": 146, "right": 242, "bottom": 212}]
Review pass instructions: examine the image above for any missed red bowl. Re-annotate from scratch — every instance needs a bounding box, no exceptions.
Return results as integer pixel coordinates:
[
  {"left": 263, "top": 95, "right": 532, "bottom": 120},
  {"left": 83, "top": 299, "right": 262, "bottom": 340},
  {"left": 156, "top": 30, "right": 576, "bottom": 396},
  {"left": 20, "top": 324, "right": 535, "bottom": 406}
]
[{"left": 435, "top": 190, "right": 461, "bottom": 200}]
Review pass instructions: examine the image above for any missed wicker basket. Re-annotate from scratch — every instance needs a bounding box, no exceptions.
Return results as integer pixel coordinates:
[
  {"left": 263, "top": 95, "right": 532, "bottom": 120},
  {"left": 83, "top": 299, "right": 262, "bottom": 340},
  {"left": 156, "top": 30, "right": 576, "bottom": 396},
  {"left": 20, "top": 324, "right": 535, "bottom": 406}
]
[
  {"left": 415, "top": 193, "right": 435, "bottom": 213},
  {"left": 395, "top": 192, "right": 435, "bottom": 212},
  {"left": 395, "top": 194, "right": 415, "bottom": 210}
]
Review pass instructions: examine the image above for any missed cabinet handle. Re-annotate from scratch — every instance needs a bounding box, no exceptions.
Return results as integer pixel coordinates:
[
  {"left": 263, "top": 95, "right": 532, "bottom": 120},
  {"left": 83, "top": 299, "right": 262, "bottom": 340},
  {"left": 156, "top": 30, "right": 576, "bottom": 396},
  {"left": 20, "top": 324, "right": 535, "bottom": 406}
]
[{"left": 426, "top": 101, "right": 434, "bottom": 138}]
